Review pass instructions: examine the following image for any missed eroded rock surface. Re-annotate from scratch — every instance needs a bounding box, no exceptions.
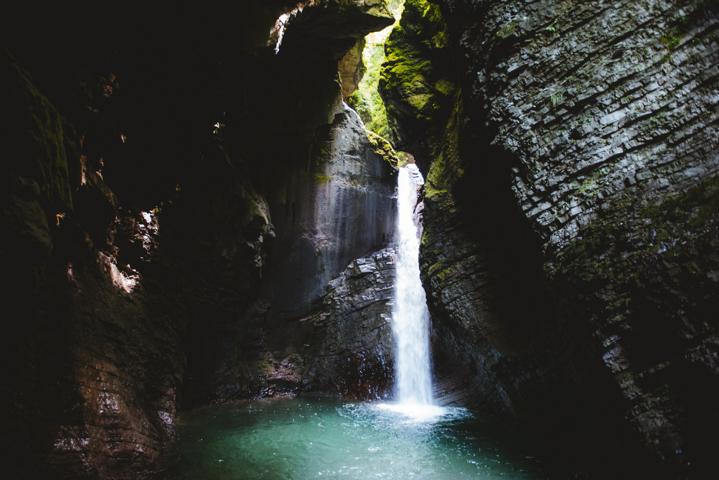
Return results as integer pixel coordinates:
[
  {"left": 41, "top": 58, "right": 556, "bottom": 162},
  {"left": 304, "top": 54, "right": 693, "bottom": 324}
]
[
  {"left": 2, "top": 1, "right": 399, "bottom": 478},
  {"left": 382, "top": 0, "right": 719, "bottom": 477},
  {"left": 260, "top": 103, "right": 396, "bottom": 318},
  {"left": 304, "top": 248, "right": 396, "bottom": 398}
]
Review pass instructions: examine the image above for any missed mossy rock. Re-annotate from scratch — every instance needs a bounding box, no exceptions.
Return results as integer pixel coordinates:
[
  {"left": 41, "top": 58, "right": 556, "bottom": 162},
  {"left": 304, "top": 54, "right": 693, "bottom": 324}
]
[
  {"left": 552, "top": 173, "right": 719, "bottom": 314},
  {"left": 346, "top": 1, "right": 406, "bottom": 138},
  {"left": 1, "top": 51, "right": 73, "bottom": 212},
  {"left": 348, "top": 41, "right": 392, "bottom": 137},
  {"left": 424, "top": 91, "right": 463, "bottom": 198},
  {"left": 3, "top": 189, "right": 53, "bottom": 261},
  {"left": 366, "top": 130, "right": 402, "bottom": 168},
  {"left": 379, "top": 0, "right": 455, "bottom": 153}
]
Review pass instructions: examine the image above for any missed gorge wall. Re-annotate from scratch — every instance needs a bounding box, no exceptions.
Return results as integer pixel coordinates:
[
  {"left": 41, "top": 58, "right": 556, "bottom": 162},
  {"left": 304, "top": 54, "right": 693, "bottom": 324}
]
[
  {"left": 379, "top": 0, "right": 718, "bottom": 477},
  {"left": 3, "top": 0, "right": 719, "bottom": 478},
  {"left": 2, "top": 1, "right": 398, "bottom": 478}
]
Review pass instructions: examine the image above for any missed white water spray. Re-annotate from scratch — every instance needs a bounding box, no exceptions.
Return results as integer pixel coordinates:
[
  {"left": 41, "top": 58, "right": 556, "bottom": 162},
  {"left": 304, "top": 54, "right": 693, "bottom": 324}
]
[{"left": 380, "top": 164, "right": 444, "bottom": 421}]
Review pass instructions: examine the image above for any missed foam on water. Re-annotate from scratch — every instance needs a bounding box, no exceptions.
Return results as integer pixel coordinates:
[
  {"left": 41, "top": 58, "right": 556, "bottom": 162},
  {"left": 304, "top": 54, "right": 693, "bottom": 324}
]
[{"left": 375, "top": 402, "right": 455, "bottom": 423}]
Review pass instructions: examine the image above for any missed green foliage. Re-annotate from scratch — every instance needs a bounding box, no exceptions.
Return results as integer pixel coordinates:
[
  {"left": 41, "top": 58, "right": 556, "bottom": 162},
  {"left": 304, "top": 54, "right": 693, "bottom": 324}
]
[
  {"left": 366, "top": 130, "right": 402, "bottom": 167},
  {"left": 3, "top": 57, "right": 74, "bottom": 211},
  {"left": 314, "top": 173, "right": 331, "bottom": 185},
  {"left": 660, "top": 30, "right": 681, "bottom": 50},
  {"left": 496, "top": 20, "right": 519, "bottom": 40},
  {"left": 550, "top": 90, "right": 565, "bottom": 107},
  {"left": 349, "top": 41, "right": 392, "bottom": 137},
  {"left": 380, "top": 0, "right": 454, "bottom": 132},
  {"left": 347, "top": 1, "right": 407, "bottom": 137}
]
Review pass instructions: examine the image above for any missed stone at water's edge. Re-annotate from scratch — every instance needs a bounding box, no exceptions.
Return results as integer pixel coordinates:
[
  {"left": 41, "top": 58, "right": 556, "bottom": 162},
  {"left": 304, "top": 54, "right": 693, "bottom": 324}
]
[
  {"left": 223, "top": 248, "right": 396, "bottom": 400},
  {"left": 303, "top": 248, "right": 396, "bottom": 398},
  {"left": 384, "top": 0, "right": 719, "bottom": 476}
]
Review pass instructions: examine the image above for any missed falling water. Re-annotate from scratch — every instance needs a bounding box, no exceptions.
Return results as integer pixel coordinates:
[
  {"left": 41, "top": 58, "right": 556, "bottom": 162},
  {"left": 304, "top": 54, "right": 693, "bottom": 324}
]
[{"left": 385, "top": 163, "right": 439, "bottom": 419}]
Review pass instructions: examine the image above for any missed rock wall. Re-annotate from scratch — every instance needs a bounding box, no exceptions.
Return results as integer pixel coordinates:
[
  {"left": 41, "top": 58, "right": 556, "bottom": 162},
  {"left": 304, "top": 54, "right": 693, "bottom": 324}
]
[
  {"left": 193, "top": 1, "right": 398, "bottom": 401},
  {"left": 382, "top": 0, "right": 719, "bottom": 477},
  {"left": 259, "top": 104, "right": 396, "bottom": 320},
  {"left": 381, "top": 0, "right": 456, "bottom": 168},
  {"left": 1, "top": 52, "right": 187, "bottom": 480},
  {"left": 2, "top": 1, "right": 400, "bottom": 478},
  {"left": 203, "top": 103, "right": 398, "bottom": 402},
  {"left": 303, "top": 248, "right": 396, "bottom": 398}
]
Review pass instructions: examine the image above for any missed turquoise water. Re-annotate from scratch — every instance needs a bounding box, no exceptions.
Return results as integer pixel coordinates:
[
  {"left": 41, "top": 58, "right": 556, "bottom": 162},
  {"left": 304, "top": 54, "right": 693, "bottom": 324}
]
[{"left": 167, "top": 398, "right": 546, "bottom": 480}]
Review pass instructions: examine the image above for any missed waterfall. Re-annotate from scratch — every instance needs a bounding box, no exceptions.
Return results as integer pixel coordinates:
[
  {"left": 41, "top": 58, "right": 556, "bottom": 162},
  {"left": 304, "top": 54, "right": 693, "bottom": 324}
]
[{"left": 391, "top": 164, "right": 435, "bottom": 408}]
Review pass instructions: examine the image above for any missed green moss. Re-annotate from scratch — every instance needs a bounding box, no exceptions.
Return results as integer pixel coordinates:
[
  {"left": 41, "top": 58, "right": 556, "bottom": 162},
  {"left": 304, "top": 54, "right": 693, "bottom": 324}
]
[
  {"left": 4, "top": 191, "right": 53, "bottom": 259},
  {"left": 496, "top": 20, "right": 519, "bottom": 40},
  {"left": 554, "top": 173, "right": 719, "bottom": 293},
  {"left": 347, "top": 1, "right": 406, "bottom": 138},
  {"left": 408, "top": 92, "right": 436, "bottom": 111},
  {"left": 366, "top": 130, "right": 402, "bottom": 168},
  {"left": 349, "top": 42, "right": 391, "bottom": 136},
  {"left": 657, "top": 0, "right": 718, "bottom": 59},
  {"left": 550, "top": 90, "right": 565, "bottom": 107},
  {"left": 576, "top": 166, "right": 610, "bottom": 196},
  {"left": 660, "top": 30, "right": 681, "bottom": 50},
  {"left": 314, "top": 173, "right": 332, "bottom": 185},
  {"left": 380, "top": 0, "right": 454, "bottom": 136},
  {"left": 434, "top": 79, "right": 454, "bottom": 97},
  {"left": 425, "top": 92, "right": 463, "bottom": 199},
  {"left": 576, "top": 179, "right": 597, "bottom": 195},
  {"left": 431, "top": 31, "right": 448, "bottom": 49},
  {"left": 2, "top": 55, "right": 74, "bottom": 211},
  {"left": 644, "top": 174, "right": 719, "bottom": 231}
]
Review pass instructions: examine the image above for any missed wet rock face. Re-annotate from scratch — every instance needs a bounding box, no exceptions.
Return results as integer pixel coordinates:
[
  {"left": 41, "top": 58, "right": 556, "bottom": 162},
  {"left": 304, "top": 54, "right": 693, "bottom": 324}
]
[
  {"left": 3, "top": 1, "right": 400, "bottom": 477},
  {"left": 282, "top": 0, "right": 394, "bottom": 57},
  {"left": 339, "top": 38, "right": 367, "bottom": 99},
  {"left": 304, "top": 248, "right": 396, "bottom": 398},
  {"left": 449, "top": 0, "right": 719, "bottom": 253},
  {"left": 382, "top": 0, "right": 719, "bottom": 476},
  {"left": 260, "top": 104, "right": 396, "bottom": 319},
  {"left": 1, "top": 52, "right": 73, "bottom": 277},
  {"left": 209, "top": 104, "right": 397, "bottom": 401},
  {"left": 199, "top": 248, "right": 396, "bottom": 402},
  {"left": 1, "top": 59, "right": 186, "bottom": 480}
]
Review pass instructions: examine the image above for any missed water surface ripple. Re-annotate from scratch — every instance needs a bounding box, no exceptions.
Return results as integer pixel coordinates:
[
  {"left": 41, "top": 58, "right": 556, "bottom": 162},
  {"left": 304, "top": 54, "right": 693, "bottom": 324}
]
[{"left": 168, "top": 399, "right": 545, "bottom": 480}]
